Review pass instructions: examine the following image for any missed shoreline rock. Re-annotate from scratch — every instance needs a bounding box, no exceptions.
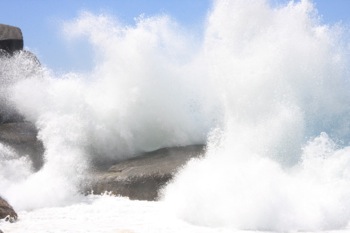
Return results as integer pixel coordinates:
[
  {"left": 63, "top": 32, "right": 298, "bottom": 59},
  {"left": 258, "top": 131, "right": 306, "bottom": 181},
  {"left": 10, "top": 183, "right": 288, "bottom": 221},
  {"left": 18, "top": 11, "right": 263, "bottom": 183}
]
[
  {"left": 0, "top": 122, "right": 206, "bottom": 202},
  {"left": 0, "top": 24, "right": 23, "bottom": 55},
  {"left": 0, "top": 122, "right": 44, "bottom": 171},
  {"left": 88, "top": 145, "right": 205, "bottom": 201},
  {"left": 0, "top": 24, "right": 44, "bottom": 172},
  {"left": 0, "top": 196, "right": 17, "bottom": 222}
]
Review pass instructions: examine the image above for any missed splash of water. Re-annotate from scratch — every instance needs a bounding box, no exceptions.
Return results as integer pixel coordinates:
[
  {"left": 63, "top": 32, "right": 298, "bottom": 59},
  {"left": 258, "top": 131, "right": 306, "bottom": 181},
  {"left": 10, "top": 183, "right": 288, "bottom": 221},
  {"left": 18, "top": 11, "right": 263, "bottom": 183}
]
[
  {"left": 162, "top": 0, "right": 350, "bottom": 231},
  {"left": 0, "top": 11, "right": 219, "bottom": 210},
  {"left": 1, "top": 0, "right": 350, "bottom": 231}
]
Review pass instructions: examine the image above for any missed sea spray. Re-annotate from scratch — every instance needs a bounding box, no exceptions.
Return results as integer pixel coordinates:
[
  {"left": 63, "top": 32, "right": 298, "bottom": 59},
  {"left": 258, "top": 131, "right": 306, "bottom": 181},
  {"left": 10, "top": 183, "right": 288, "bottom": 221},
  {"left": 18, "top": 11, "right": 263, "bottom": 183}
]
[
  {"left": 163, "top": 0, "right": 350, "bottom": 231},
  {"left": 1, "top": 11, "right": 219, "bottom": 210},
  {"left": 57, "top": 12, "right": 217, "bottom": 158},
  {"left": 0, "top": 51, "right": 41, "bottom": 122},
  {"left": 1, "top": 0, "right": 350, "bottom": 231},
  {"left": 0, "top": 143, "right": 32, "bottom": 191}
]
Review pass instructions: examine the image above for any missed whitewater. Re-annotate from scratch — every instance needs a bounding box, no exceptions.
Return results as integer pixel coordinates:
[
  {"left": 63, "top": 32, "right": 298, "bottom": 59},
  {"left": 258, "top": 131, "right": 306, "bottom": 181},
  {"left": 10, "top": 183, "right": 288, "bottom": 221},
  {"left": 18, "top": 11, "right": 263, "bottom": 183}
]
[{"left": 2, "top": 0, "right": 350, "bottom": 232}]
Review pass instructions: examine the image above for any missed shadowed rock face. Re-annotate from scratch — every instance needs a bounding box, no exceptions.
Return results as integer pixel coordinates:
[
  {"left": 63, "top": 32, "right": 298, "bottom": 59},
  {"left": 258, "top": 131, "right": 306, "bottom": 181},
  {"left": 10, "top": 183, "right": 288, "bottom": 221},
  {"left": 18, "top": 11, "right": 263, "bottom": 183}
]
[
  {"left": 88, "top": 145, "right": 205, "bottom": 201},
  {"left": 0, "top": 49, "right": 42, "bottom": 124},
  {"left": 0, "top": 196, "right": 17, "bottom": 222},
  {"left": 0, "top": 24, "right": 23, "bottom": 123},
  {"left": 0, "top": 24, "right": 44, "bottom": 170},
  {"left": 0, "top": 122, "right": 44, "bottom": 170},
  {"left": 0, "top": 24, "right": 23, "bottom": 55}
]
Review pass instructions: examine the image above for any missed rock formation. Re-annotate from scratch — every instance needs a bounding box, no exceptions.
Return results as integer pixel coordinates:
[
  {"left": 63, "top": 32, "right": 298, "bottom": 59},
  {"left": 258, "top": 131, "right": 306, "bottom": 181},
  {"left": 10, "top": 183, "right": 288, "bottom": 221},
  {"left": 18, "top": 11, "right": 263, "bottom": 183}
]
[
  {"left": 0, "top": 24, "right": 23, "bottom": 123},
  {"left": 0, "top": 24, "right": 44, "bottom": 171},
  {"left": 0, "top": 24, "right": 40, "bottom": 124},
  {"left": 0, "top": 24, "right": 23, "bottom": 55},
  {"left": 0, "top": 196, "right": 17, "bottom": 222},
  {"left": 0, "top": 122, "right": 44, "bottom": 170},
  {"left": 88, "top": 145, "right": 205, "bottom": 200}
]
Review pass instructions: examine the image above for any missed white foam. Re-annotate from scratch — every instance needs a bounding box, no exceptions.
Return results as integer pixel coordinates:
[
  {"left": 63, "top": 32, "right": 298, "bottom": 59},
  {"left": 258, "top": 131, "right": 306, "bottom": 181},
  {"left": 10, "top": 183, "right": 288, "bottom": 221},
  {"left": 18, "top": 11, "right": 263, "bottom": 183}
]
[
  {"left": 1, "top": 195, "right": 241, "bottom": 233},
  {"left": 1, "top": 0, "right": 350, "bottom": 232},
  {"left": 1, "top": 9, "right": 219, "bottom": 210},
  {"left": 163, "top": 0, "right": 350, "bottom": 231}
]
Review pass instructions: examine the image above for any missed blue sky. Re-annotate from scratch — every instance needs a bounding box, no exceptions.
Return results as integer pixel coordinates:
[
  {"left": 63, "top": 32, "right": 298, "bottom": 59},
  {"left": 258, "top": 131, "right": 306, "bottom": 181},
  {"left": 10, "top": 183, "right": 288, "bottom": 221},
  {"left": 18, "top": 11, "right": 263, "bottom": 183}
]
[{"left": 0, "top": 0, "right": 349, "bottom": 73}]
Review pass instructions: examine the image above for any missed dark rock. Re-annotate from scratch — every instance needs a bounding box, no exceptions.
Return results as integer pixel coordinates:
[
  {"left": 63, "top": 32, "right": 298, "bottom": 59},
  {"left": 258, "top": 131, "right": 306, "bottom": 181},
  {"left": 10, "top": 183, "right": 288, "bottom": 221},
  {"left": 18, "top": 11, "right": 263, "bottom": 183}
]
[
  {"left": 0, "top": 110, "right": 24, "bottom": 125},
  {"left": 0, "top": 24, "right": 23, "bottom": 55},
  {"left": 0, "top": 24, "right": 41, "bottom": 124},
  {"left": 88, "top": 145, "right": 205, "bottom": 201},
  {"left": 0, "top": 122, "right": 44, "bottom": 171},
  {"left": 0, "top": 24, "right": 43, "bottom": 165},
  {"left": 0, "top": 49, "right": 42, "bottom": 124},
  {"left": 0, "top": 196, "right": 17, "bottom": 222}
]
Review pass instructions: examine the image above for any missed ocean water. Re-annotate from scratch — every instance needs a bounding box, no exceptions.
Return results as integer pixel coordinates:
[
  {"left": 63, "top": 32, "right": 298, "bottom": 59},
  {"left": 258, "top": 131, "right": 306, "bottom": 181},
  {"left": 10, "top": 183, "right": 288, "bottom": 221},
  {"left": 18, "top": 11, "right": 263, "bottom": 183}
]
[{"left": 1, "top": 0, "right": 350, "bottom": 232}]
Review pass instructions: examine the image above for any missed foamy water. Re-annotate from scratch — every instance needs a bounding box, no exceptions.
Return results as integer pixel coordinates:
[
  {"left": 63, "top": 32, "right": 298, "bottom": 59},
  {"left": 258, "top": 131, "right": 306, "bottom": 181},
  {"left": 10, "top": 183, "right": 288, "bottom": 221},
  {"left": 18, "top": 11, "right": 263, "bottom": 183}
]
[
  {"left": 1, "top": 0, "right": 350, "bottom": 232},
  {"left": 0, "top": 195, "right": 235, "bottom": 233}
]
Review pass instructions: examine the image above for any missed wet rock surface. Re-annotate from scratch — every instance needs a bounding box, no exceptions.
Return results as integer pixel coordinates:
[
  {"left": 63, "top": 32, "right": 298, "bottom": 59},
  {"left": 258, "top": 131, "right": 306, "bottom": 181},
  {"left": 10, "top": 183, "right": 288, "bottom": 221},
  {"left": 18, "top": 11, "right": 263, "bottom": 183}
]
[
  {"left": 0, "top": 196, "right": 17, "bottom": 222},
  {"left": 88, "top": 145, "right": 205, "bottom": 200},
  {"left": 0, "top": 24, "right": 23, "bottom": 55},
  {"left": 0, "top": 120, "right": 205, "bottom": 201},
  {"left": 0, "top": 24, "right": 44, "bottom": 171},
  {"left": 0, "top": 122, "right": 44, "bottom": 170}
]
